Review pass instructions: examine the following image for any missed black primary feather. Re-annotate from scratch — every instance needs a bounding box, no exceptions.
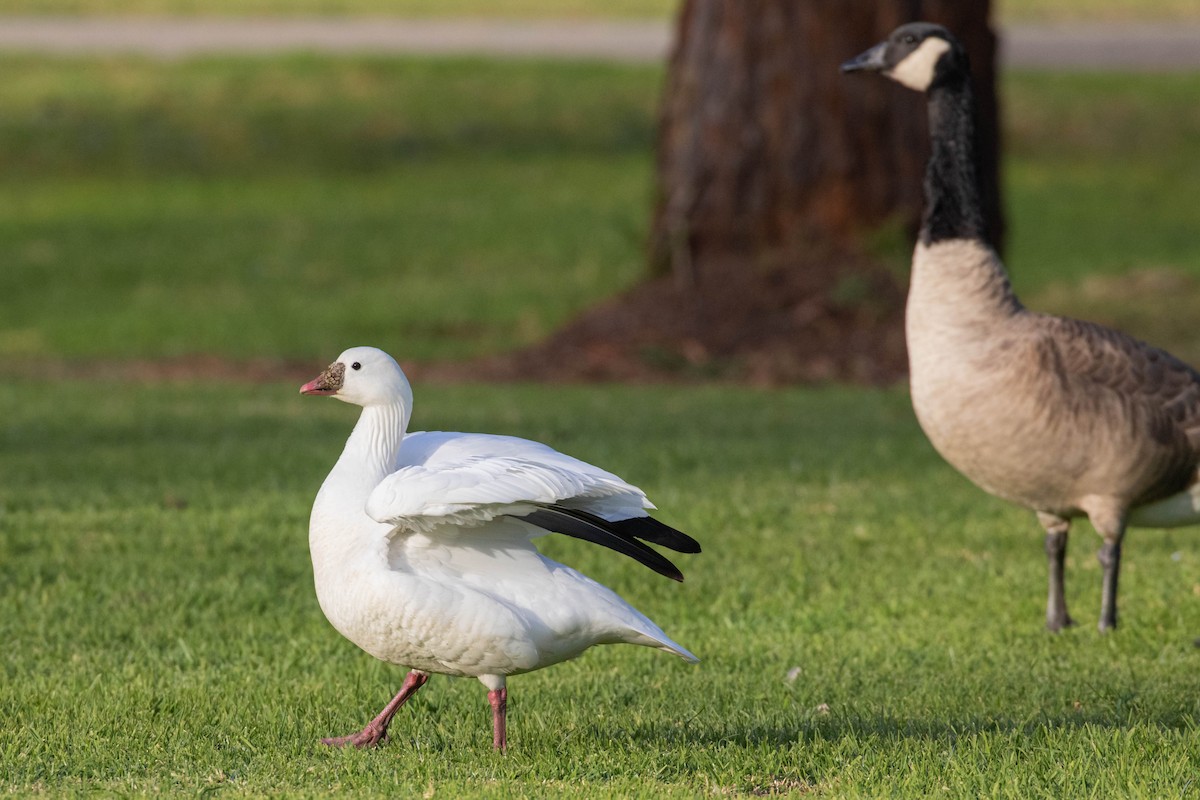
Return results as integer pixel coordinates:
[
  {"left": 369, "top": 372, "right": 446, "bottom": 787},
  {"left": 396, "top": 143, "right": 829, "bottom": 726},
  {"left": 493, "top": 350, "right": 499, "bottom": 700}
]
[
  {"left": 517, "top": 506, "right": 686, "bottom": 582},
  {"left": 607, "top": 516, "right": 701, "bottom": 553}
]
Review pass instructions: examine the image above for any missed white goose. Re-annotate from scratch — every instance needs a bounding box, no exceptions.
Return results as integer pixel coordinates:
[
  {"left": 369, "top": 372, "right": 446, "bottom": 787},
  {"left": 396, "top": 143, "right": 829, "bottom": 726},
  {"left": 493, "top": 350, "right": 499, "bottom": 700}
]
[{"left": 299, "top": 346, "right": 699, "bottom": 751}]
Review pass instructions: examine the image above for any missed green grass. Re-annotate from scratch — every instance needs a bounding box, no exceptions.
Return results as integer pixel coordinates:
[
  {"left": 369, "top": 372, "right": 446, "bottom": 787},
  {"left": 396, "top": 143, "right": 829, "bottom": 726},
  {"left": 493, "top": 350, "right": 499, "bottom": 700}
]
[
  {"left": 0, "top": 56, "right": 658, "bottom": 362},
  {"left": 3, "top": 57, "right": 1200, "bottom": 366},
  {"left": 1, "top": 0, "right": 1197, "bottom": 22},
  {"left": 4, "top": 379, "right": 1200, "bottom": 796},
  {"left": 4, "top": 50, "right": 1200, "bottom": 797},
  {"left": 1005, "top": 71, "right": 1200, "bottom": 291},
  {"left": 0, "top": 0, "right": 680, "bottom": 16},
  {"left": 998, "top": 0, "right": 1200, "bottom": 22},
  {"left": 1, "top": 162, "right": 650, "bottom": 361}
]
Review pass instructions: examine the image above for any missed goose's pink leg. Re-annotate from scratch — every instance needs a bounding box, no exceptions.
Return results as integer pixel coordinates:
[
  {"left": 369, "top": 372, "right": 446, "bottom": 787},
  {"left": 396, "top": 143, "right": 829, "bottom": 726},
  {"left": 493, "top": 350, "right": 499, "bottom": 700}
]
[
  {"left": 488, "top": 688, "right": 508, "bottom": 751},
  {"left": 322, "top": 670, "right": 428, "bottom": 748}
]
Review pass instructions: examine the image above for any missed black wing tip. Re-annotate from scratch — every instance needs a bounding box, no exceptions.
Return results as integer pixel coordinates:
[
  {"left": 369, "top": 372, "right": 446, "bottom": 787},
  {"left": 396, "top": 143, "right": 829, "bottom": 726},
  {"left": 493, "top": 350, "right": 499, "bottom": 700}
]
[
  {"left": 610, "top": 516, "right": 702, "bottom": 554},
  {"left": 521, "top": 506, "right": 690, "bottom": 582}
]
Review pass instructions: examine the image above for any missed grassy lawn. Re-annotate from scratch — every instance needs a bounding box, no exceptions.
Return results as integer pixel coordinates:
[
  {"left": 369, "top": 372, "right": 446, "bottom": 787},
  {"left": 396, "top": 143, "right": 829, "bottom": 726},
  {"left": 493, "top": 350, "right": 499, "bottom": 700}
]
[
  {"left": 0, "top": 56, "right": 657, "bottom": 362},
  {"left": 1005, "top": 71, "right": 1200, "bottom": 290},
  {"left": 0, "top": 0, "right": 681, "bottom": 17},
  {"left": 4, "top": 379, "right": 1200, "bottom": 796},
  {"left": 1, "top": 0, "right": 1198, "bottom": 22},
  {"left": 1001, "top": 0, "right": 1200, "bottom": 21},
  {"left": 3, "top": 52, "right": 1200, "bottom": 796},
  {"left": 2, "top": 56, "right": 1199, "bottom": 365}
]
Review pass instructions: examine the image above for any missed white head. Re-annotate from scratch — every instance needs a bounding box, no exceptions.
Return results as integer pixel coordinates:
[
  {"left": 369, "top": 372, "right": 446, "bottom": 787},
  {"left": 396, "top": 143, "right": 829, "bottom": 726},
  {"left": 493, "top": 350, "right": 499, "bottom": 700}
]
[
  {"left": 299, "top": 346, "right": 414, "bottom": 410},
  {"left": 841, "top": 23, "right": 965, "bottom": 94}
]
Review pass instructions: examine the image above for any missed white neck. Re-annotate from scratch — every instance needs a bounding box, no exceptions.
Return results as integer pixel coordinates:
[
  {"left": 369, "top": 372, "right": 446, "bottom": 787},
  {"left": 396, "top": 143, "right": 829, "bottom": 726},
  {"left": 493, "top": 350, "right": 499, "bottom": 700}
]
[
  {"left": 310, "top": 401, "right": 409, "bottom": 567},
  {"left": 308, "top": 400, "right": 414, "bottom": 648},
  {"left": 335, "top": 402, "right": 409, "bottom": 495}
]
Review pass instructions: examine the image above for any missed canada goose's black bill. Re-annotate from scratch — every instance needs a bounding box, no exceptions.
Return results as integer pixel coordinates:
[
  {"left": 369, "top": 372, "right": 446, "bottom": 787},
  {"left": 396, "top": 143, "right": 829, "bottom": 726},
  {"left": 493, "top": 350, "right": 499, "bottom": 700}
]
[{"left": 841, "top": 42, "right": 887, "bottom": 74}]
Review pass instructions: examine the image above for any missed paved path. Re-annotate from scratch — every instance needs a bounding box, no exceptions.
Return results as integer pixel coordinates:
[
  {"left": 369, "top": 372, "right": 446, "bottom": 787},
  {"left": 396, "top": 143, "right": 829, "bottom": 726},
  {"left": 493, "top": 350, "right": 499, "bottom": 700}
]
[
  {"left": 0, "top": 17, "right": 1198, "bottom": 70},
  {"left": 0, "top": 18, "right": 672, "bottom": 61},
  {"left": 1003, "top": 23, "right": 1200, "bottom": 70}
]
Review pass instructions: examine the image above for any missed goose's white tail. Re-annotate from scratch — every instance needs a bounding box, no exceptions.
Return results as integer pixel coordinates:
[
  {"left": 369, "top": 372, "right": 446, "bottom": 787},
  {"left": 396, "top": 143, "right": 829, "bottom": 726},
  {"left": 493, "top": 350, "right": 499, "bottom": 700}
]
[
  {"left": 1129, "top": 479, "right": 1200, "bottom": 528},
  {"left": 628, "top": 629, "right": 699, "bottom": 664}
]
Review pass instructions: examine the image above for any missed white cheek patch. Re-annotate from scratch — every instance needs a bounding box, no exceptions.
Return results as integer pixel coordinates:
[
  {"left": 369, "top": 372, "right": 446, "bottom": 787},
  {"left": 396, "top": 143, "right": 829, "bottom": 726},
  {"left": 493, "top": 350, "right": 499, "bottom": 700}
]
[{"left": 888, "top": 37, "right": 951, "bottom": 91}]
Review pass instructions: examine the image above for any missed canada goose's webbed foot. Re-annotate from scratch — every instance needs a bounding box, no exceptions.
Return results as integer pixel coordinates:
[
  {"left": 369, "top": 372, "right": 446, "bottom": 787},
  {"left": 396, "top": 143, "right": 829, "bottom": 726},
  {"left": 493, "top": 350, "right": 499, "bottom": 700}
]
[{"left": 1046, "top": 609, "right": 1076, "bottom": 633}]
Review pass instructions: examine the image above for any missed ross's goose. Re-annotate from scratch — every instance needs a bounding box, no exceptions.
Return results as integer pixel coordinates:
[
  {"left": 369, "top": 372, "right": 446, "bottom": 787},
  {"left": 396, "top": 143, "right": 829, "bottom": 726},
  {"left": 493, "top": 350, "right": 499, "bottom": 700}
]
[{"left": 300, "top": 346, "right": 700, "bottom": 751}]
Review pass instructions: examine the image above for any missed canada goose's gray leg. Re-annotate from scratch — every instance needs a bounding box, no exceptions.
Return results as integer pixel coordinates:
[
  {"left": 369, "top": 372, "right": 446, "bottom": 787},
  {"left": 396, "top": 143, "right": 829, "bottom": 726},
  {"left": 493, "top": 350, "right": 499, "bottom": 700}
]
[
  {"left": 1097, "top": 536, "right": 1124, "bottom": 632},
  {"left": 1038, "top": 512, "right": 1074, "bottom": 632},
  {"left": 1089, "top": 507, "right": 1128, "bottom": 633}
]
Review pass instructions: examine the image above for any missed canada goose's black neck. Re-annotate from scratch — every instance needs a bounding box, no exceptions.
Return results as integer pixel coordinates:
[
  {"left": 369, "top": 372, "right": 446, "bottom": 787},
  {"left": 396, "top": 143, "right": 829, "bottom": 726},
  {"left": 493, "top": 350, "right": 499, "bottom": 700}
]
[{"left": 921, "top": 72, "right": 986, "bottom": 247}]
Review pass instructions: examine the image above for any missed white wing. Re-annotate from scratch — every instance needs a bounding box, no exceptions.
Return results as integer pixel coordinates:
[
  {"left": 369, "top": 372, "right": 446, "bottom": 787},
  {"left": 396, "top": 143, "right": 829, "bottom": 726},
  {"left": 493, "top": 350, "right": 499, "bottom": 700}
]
[{"left": 365, "top": 431, "right": 653, "bottom": 535}]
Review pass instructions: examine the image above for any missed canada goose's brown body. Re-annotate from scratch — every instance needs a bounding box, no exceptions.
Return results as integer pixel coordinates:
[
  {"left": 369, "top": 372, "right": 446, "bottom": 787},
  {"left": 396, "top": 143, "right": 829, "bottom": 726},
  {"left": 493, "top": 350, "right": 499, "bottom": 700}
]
[
  {"left": 909, "top": 239, "right": 1200, "bottom": 521},
  {"left": 845, "top": 24, "right": 1200, "bottom": 631}
]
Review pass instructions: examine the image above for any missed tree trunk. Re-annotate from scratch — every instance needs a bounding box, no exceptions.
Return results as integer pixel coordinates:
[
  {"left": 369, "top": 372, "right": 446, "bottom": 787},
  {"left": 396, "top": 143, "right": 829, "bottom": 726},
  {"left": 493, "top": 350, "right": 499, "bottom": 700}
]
[
  {"left": 649, "top": 0, "right": 1001, "bottom": 281},
  {"left": 470, "top": 0, "right": 999, "bottom": 384}
]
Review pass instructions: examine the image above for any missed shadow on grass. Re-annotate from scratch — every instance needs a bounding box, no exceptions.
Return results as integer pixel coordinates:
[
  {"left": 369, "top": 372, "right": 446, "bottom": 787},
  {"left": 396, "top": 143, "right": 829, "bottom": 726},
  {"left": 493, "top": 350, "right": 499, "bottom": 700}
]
[{"left": 625, "top": 708, "right": 1199, "bottom": 750}]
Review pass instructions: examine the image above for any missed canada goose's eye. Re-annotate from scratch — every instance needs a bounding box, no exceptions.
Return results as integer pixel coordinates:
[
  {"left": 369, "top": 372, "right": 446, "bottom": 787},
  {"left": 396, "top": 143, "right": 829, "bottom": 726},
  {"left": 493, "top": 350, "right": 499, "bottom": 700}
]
[
  {"left": 903, "top": 34, "right": 917, "bottom": 45},
  {"left": 351, "top": 362, "right": 362, "bottom": 371}
]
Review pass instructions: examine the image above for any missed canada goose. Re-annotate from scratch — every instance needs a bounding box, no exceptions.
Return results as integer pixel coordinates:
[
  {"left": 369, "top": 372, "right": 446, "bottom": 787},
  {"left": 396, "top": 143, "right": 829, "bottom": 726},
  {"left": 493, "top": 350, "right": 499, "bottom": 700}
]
[
  {"left": 301, "top": 346, "right": 698, "bottom": 750},
  {"left": 842, "top": 23, "right": 1200, "bottom": 632}
]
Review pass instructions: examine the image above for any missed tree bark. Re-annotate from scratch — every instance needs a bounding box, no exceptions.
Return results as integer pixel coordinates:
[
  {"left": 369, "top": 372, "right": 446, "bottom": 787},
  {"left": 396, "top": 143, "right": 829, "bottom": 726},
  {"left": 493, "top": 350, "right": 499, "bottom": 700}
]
[
  {"left": 469, "top": 0, "right": 999, "bottom": 384},
  {"left": 649, "top": 0, "right": 1001, "bottom": 282}
]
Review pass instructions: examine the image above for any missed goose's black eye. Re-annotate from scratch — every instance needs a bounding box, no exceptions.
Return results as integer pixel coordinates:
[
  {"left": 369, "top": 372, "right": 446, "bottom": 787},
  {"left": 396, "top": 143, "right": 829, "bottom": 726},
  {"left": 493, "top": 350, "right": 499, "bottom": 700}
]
[
  {"left": 351, "top": 362, "right": 362, "bottom": 371},
  {"left": 903, "top": 34, "right": 917, "bottom": 45}
]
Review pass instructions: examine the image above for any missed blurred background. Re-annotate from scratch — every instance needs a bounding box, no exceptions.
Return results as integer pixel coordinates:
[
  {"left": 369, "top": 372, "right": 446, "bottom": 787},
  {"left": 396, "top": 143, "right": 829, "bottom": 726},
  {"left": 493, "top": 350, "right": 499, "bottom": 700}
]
[
  {"left": 1, "top": 0, "right": 1197, "bottom": 383},
  {"left": 4, "top": 2, "right": 1200, "bottom": 795}
]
